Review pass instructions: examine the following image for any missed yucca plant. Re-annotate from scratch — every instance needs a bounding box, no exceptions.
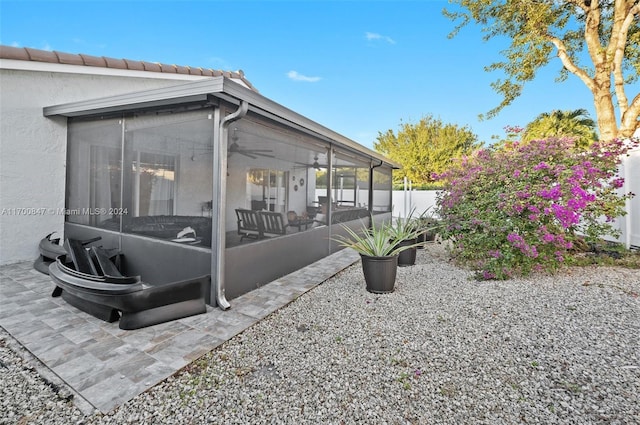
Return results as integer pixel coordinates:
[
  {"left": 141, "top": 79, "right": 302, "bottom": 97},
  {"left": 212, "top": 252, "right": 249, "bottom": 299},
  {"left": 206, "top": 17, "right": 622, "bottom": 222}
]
[
  {"left": 333, "top": 216, "right": 421, "bottom": 293},
  {"left": 386, "top": 215, "right": 422, "bottom": 242},
  {"left": 333, "top": 216, "right": 422, "bottom": 257},
  {"left": 387, "top": 213, "right": 425, "bottom": 266},
  {"left": 416, "top": 208, "right": 441, "bottom": 243}
]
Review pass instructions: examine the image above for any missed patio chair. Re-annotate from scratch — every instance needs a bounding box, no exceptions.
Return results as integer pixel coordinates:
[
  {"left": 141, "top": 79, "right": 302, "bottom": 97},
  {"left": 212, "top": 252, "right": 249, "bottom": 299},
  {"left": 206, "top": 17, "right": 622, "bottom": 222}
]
[
  {"left": 286, "top": 210, "right": 316, "bottom": 231},
  {"left": 236, "top": 208, "right": 263, "bottom": 241},
  {"left": 259, "top": 211, "right": 288, "bottom": 237}
]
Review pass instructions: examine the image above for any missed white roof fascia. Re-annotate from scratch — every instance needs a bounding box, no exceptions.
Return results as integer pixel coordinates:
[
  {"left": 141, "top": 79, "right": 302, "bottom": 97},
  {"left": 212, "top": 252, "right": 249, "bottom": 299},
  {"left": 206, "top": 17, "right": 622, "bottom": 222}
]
[
  {"left": 43, "top": 78, "right": 226, "bottom": 117},
  {"left": 0, "top": 58, "right": 216, "bottom": 82}
]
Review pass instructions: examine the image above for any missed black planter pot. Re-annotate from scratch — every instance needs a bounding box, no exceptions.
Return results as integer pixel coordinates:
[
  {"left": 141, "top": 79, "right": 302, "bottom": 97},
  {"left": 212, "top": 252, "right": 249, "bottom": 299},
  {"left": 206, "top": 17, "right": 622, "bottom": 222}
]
[
  {"left": 360, "top": 254, "right": 398, "bottom": 294},
  {"left": 417, "top": 231, "right": 426, "bottom": 248},
  {"left": 397, "top": 238, "right": 418, "bottom": 267},
  {"left": 417, "top": 230, "right": 435, "bottom": 247}
]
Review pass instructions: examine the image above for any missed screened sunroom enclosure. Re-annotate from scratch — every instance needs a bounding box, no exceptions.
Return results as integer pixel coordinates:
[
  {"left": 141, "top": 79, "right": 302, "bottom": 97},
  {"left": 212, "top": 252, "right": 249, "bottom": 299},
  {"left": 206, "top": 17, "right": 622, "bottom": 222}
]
[{"left": 45, "top": 78, "right": 396, "bottom": 308}]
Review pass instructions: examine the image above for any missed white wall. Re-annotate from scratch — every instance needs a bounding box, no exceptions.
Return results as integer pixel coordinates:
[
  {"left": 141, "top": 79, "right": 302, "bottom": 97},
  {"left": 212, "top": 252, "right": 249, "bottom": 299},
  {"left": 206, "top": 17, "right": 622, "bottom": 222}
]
[
  {"left": 619, "top": 148, "right": 640, "bottom": 248},
  {"left": 392, "top": 190, "right": 441, "bottom": 218},
  {"left": 0, "top": 66, "right": 208, "bottom": 265},
  {"left": 615, "top": 131, "right": 640, "bottom": 248}
]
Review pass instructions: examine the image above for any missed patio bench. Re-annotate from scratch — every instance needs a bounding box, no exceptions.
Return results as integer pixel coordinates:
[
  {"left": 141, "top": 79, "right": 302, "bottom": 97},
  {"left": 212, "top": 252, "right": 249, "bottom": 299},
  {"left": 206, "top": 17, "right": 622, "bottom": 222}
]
[
  {"left": 236, "top": 209, "right": 296, "bottom": 240},
  {"left": 259, "top": 211, "right": 289, "bottom": 237}
]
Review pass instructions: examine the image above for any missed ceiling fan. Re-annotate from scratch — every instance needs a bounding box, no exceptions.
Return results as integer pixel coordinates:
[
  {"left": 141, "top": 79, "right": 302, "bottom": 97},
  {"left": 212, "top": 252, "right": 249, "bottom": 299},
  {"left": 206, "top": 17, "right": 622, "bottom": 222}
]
[
  {"left": 293, "top": 154, "right": 324, "bottom": 170},
  {"left": 228, "top": 128, "right": 275, "bottom": 159}
]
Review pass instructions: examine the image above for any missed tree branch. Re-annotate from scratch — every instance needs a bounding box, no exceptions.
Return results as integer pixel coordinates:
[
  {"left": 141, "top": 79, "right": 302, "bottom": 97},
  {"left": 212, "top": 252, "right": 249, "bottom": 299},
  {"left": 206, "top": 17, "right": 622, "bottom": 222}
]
[
  {"left": 612, "top": 3, "right": 640, "bottom": 118},
  {"left": 583, "top": 2, "right": 605, "bottom": 71},
  {"left": 547, "top": 35, "right": 596, "bottom": 90},
  {"left": 621, "top": 91, "right": 640, "bottom": 136},
  {"left": 565, "top": 0, "right": 589, "bottom": 14}
]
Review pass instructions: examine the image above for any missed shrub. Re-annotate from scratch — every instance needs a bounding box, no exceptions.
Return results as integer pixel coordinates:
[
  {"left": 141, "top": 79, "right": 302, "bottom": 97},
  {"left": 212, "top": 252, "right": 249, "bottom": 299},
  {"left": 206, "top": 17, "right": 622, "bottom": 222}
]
[{"left": 435, "top": 137, "right": 638, "bottom": 279}]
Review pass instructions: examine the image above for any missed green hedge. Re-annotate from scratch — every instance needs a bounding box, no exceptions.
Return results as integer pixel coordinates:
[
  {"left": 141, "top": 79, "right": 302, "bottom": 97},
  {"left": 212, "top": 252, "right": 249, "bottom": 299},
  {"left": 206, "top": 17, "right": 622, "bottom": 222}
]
[{"left": 392, "top": 183, "right": 444, "bottom": 191}]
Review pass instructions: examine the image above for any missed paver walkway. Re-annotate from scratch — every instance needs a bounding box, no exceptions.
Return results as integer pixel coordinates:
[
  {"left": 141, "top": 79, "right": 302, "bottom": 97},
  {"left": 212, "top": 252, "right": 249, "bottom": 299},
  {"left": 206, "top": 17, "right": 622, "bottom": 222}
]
[{"left": 0, "top": 249, "right": 359, "bottom": 413}]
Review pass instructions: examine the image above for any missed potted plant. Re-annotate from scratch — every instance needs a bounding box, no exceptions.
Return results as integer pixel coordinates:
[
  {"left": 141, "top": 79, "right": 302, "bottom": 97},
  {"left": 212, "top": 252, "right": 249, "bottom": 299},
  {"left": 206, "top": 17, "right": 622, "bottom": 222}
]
[
  {"left": 387, "top": 215, "right": 423, "bottom": 266},
  {"left": 416, "top": 209, "right": 440, "bottom": 246},
  {"left": 333, "top": 217, "right": 422, "bottom": 293}
]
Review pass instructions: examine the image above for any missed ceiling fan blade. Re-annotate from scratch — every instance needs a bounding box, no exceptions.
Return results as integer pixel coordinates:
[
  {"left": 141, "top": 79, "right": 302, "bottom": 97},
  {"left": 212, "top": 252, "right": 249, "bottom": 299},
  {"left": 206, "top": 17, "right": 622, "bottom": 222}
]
[
  {"left": 239, "top": 151, "right": 258, "bottom": 159},
  {"left": 228, "top": 140, "right": 276, "bottom": 159}
]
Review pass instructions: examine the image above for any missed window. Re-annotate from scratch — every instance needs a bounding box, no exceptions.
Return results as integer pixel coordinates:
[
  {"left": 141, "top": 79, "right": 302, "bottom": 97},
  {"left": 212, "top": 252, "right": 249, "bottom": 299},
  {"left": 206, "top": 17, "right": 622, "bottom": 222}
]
[
  {"left": 329, "top": 150, "right": 371, "bottom": 223},
  {"left": 247, "top": 168, "right": 288, "bottom": 213},
  {"left": 130, "top": 152, "right": 176, "bottom": 216}
]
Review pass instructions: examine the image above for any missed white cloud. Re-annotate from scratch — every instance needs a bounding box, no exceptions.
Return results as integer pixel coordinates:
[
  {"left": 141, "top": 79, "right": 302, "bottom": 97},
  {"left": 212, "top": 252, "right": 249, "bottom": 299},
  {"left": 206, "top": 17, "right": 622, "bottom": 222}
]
[
  {"left": 286, "top": 70, "right": 322, "bottom": 82},
  {"left": 207, "top": 56, "right": 233, "bottom": 70},
  {"left": 365, "top": 32, "right": 396, "bottom": 45},
  {"left": 12, "top": 41, "right": 53, "bottom": 50}
]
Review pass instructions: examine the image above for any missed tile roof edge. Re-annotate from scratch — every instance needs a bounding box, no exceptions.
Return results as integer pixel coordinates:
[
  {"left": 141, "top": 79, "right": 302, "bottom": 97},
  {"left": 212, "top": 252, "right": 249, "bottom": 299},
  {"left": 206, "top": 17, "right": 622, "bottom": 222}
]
[{"left": 0, "top": 45, "right": 258, "bottom": 92}]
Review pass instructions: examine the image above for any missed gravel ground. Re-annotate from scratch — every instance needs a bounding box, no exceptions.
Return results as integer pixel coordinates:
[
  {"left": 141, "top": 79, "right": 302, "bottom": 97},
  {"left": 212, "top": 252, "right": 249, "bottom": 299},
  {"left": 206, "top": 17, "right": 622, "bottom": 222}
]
[{"left": 2, "top": 244, "right": 639, "bottom": 424}]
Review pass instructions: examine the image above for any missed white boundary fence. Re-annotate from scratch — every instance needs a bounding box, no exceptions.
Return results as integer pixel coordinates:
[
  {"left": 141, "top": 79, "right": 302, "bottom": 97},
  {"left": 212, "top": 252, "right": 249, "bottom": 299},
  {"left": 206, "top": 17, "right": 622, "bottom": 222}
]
[
  {"left": 616, "top": 145, "right": 640, "bottom": 248},
  {"left": 393, "top": 145, "right": 640, "bottom": 250},
  {"left": 392, "top": 189, "right": 440, "bottom": 219}
]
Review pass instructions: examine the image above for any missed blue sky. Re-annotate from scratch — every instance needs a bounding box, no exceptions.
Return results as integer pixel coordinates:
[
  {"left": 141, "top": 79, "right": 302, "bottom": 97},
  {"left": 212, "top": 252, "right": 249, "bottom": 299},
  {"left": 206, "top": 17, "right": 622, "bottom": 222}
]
[{"left": 1, "top": 0, "right": 597, "bottom": 149}]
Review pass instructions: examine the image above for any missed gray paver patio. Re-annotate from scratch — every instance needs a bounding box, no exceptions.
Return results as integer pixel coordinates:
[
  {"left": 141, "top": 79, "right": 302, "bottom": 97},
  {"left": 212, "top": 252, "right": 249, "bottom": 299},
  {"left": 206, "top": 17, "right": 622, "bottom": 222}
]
[{"left": 0, "top": 249, "right": 359, "bottom": 413}]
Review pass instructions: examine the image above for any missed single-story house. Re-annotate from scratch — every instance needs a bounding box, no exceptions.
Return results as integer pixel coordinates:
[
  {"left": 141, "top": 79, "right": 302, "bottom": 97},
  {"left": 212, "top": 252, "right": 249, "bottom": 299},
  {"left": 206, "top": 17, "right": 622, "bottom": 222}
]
[{"left": 0, "top": 45, "right": 398, "bottom": 309}]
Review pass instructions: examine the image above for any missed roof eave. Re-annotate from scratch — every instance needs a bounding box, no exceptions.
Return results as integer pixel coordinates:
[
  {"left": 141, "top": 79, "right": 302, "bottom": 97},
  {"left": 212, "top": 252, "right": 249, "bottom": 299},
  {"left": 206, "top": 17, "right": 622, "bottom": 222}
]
[
  {"left": 220, "top": 80, "right": 399, "bottom": 168},
  {"left": 43, "top": 77, "right": 399, "bottom": 169},
  {"left": 42, "top": 77, "right": 226, "bottom": 117}
]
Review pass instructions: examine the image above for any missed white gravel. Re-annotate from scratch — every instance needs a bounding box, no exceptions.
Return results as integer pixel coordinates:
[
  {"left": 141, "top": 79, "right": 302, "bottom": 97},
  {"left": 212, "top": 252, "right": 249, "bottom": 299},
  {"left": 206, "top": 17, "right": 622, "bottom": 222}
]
[{"left": 2, "top": 244, "right": 639, "bottom": 424}]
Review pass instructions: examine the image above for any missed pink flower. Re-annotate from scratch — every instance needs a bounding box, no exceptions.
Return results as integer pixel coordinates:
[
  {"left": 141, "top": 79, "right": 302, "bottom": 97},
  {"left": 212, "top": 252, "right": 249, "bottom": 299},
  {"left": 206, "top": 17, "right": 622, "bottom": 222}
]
[
  {"left": 489, "top": 250, "right": 502, "bottom": 258},
  {"left": 534, "top": 162, "right": 550, "bottom": 170},
  {"left": 539, "top": 185, "right": 562, "bottom": 200},
  {"left": 612, "top": 178, "right": 624, "bottom": 189},
  {"left": 482, "top": 270, "right": 496, "bottom": 279},
  {"left": 507, "top": 233, "right": 524, "bottom": 244}
]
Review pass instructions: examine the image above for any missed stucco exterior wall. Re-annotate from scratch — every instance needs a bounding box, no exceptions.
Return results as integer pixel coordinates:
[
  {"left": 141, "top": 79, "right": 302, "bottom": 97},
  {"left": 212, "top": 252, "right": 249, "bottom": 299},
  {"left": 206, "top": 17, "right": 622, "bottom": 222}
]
[{"left": 0, "top": 67, "right": 209, "bottom": 265}]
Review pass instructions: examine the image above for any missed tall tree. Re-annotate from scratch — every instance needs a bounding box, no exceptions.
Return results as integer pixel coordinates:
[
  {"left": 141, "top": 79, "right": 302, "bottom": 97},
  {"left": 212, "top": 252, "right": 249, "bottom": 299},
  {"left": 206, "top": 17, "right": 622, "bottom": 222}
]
[
  {"left": 523, "top": 108, "right": 598, "bottom": 148},
  {"left": 374, "top": 115, "right": 480, "bottom": 185},
  {"left": 445, "top": 0, "right": 640, "bottom": 140}
]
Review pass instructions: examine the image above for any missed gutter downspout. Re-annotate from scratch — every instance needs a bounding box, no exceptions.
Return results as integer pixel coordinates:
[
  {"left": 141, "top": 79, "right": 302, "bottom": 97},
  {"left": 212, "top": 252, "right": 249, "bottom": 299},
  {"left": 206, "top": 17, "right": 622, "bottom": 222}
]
[
  {"left": 368, "top": 159, "right": 383, "bottom": 215},
  {"left": 212, "top": 100, "right": 248, "bottom": 310},
  {"left": 326, "top": 145, "right": 334, "bottom": 254}
]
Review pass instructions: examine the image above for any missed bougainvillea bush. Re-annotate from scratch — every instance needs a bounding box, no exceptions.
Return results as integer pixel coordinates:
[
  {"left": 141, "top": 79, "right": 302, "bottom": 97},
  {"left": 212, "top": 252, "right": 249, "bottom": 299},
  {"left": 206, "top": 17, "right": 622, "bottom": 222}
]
[{"left": 435, "top": 137, "right": 638, "bottom": 280}]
